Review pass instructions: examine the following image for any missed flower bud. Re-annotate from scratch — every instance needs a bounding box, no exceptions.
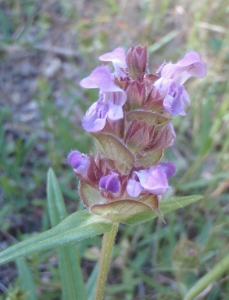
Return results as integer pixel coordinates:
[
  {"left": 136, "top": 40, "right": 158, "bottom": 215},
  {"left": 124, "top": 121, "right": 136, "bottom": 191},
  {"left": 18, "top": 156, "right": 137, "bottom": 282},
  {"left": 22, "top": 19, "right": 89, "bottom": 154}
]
[
  {"left": 68, "top": 150, "right": 90, "bottom": 180},
  {"left": 68, "top": 150, "right": 89, "bottom": 173},
  {"left": 126, "top": 45, "right": 147, "bottom": 79},
  {"left": 99, "top": 173, "right": 121, "bottom": 193},
  {"left": 99, "top": 173, "right": 121, "bottom": 200}
]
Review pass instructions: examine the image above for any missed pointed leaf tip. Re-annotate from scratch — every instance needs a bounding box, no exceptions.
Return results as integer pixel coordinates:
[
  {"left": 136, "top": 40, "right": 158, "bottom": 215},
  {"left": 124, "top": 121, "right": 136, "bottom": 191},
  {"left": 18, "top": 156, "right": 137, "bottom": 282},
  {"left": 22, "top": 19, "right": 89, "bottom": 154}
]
[{"left": 0, "top": 210, "right": 113, "bottom": 265}]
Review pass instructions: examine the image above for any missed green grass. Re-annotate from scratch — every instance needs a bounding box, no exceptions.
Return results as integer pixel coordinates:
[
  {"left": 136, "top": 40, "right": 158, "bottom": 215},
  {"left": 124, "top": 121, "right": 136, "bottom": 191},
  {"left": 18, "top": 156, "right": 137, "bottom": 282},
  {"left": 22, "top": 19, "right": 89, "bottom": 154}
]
[{"left": 1, "top": 0, "right": 229, "bottom": 299}]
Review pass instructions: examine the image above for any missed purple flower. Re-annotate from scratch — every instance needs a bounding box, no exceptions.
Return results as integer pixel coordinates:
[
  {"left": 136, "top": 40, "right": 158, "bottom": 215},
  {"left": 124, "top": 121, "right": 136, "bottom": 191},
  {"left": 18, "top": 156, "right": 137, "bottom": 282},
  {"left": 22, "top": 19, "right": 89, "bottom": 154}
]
[
  {"left": 126, "top": 162, "right": 176, "bottom": 197},
  {"left": 163, "top": 81, "right": 190, "bottom": 116},
  {"left": 126, "top": 178, "right": 143, "bottom": 198},
  {"left": 99, "top": 173, "right": 121, "bottom": 194},
  {"left": 80, "top": 66, "right": 126, "bottom": 132},
  {"left": 99, "top": 47, "right": 127, "bottom": 77},
  {"left": 81, "top": 101, "right": 109, "bottom": 133},
  {"left": 80, "top": 66, "right": 122, "bottom": 91},
  {"left": 68, "top": 150, "right": 90, "bottom": 177},
  {"left": 154, "top": 52, "right": 206, "bottom": 115},
  {"left": 159, "top": 52, "right": 206, "bottom": 85}
]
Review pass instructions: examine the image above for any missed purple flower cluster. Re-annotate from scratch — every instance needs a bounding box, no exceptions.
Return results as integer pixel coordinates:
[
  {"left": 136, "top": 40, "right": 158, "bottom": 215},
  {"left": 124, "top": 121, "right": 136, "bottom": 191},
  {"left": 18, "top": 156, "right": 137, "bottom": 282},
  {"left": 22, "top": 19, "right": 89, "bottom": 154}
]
[{"left": 68, "top": 46, "right": 206, "bottom": 213}]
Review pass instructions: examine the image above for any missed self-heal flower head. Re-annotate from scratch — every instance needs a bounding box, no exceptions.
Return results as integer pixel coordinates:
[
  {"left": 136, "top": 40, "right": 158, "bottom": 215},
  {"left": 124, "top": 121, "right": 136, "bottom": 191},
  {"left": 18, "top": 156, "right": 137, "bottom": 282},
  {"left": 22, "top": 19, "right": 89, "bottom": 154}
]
[
  {"left": 154, "top": 52, "right": 206, "bottom": 115},
  {"left": 127, "top": 162, "right": 176, "bottom": 197},
  {"left": 70, "top": 45, "right": 206, "bottom": 222},
  {"left": 80, "top": 66, "right": 126, "bottom": 132},
  {"left": 99, "top": 47, "right": 127, "bottom": 77}
]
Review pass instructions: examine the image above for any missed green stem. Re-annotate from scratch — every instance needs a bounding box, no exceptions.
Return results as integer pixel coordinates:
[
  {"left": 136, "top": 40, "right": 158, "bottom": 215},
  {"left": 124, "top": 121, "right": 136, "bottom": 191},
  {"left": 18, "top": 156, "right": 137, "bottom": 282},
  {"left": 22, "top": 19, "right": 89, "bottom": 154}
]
[
  {"left": 184, "top": 251, "right": 229, "bottom": 300},
  {"left": 94, "top": 223, "right": 119, "bottom": 300}
]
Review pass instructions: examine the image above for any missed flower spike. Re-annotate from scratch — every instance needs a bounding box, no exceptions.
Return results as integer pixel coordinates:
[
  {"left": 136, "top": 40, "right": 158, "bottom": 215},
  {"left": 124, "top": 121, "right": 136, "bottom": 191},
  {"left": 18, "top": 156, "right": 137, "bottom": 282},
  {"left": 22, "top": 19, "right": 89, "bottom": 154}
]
[{"left": 69, "top": 45, "right": 206, "bottom": 219}]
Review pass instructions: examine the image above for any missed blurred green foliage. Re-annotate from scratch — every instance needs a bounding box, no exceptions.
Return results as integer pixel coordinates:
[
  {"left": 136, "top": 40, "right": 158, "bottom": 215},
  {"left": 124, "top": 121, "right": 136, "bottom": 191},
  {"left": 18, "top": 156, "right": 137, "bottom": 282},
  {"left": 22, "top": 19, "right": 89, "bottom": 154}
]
[{"left": 0, "top": 0, "right": 229, "bottom": 299}]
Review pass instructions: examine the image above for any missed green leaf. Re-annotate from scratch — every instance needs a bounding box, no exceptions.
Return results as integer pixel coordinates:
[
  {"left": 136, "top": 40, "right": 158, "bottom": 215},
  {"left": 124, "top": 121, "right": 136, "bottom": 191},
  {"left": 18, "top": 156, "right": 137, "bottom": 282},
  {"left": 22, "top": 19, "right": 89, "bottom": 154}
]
[
  {"left": 86, "top": 262, "right": 99, "bottom": 300},
  {"left": 0, "top": 11, "right": 11, "bottom": 42},
  {"left": 57, "top": 246, "right": 86, "bottom": 300},
  {"left": 16, "top": 258, "right": 37, "bottom": 300},
  {"left": 0, "top": 210, "right": 112, "bottom": 265},
  {"left": 47, "top": 169, "right": 87, "bottom": 300},
  {"left": 47, "top": 168, "right": 68, "bottom": 225},
  {"left": 92, "top": 195, "right": 203, "bottom": 225},
  {"left": 160, "top": 195, "right": 203, "bottom": 214}
]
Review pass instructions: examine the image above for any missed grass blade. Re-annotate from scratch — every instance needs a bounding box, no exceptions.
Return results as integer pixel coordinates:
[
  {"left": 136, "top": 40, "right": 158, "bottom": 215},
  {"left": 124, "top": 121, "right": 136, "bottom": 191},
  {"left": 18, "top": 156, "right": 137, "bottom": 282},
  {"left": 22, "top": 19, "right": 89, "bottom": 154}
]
[
  {"left": 16, "top": 258, "right": 37, "bottom": 300},
  {"left": 86, "top": 262, "right": 99, "bottom": 300},
  {"left": 47, "top": 168, "right": 87, "bottom": 300}
]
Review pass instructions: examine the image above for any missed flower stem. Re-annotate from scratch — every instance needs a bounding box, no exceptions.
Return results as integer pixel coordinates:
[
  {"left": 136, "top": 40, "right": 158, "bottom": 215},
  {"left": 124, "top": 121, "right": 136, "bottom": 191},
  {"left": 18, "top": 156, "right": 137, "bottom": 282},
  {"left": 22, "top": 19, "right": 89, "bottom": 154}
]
[
  {"left": 184, "top": 251, "right": 229, "bottom": 300},
  {"left": 94, "top": 223, "right": 119, "bottom": 300}
]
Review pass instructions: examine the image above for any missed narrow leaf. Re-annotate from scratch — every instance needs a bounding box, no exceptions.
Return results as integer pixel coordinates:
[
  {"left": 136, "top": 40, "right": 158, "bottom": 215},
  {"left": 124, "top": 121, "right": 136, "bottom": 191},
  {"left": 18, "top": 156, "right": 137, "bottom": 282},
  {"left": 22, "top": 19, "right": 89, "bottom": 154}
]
[
  {"left": 128, "top": 195, "right": 203, "bottom": 224},
  {"left": 47, "top": 168, "right": 67, "bottom": 225},
  {"left": 16, "top": 258, "right": 37, "bottom": 300},
  {"left": 0, "top": 210, "right": 112, "bottom": 265},
  {"left": 160, "top": 195, "right": 203, "bottom": 214},
  {"left": 86, "top": 262, "right": 99, "bottom": 300},
  {"left": 57, "top": 246, "right": 86, "bottom": 300},
  {"left": 47, "top": 169, "right": 87, "bottom": 300}
]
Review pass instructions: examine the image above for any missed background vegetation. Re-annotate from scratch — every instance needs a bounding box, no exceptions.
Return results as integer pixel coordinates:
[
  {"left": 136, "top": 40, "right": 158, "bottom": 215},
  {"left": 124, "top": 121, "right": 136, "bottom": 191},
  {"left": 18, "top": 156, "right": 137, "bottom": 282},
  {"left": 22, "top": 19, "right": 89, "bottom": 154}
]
[{"left": 0, "top": 0, "right": 229, "bottom": 299}]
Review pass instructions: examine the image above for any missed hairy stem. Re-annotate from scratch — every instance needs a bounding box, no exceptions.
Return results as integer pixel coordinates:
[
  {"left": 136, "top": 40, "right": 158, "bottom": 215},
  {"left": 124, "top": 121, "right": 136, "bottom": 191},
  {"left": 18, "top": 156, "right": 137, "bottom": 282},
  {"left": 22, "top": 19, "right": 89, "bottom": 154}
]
[
  {"left": 94, "top": 223, "right": 119, "bottom": 300},
  {"left": 184, "top": 251, "right": 229, "bottom": 300}
]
